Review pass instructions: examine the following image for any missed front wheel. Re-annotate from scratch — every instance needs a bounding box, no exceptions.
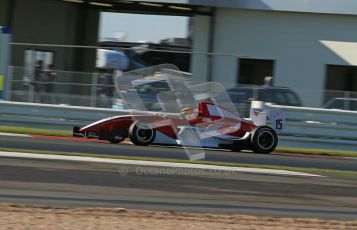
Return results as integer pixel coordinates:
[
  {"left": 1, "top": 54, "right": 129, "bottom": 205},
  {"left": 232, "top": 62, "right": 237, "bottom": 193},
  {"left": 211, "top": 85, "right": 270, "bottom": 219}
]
[
  {"left": 129, "top": 120, "right": 156, "bottom": 146},
  {"left": 250, "top": 126, "right": 278, "bottom": 154}
]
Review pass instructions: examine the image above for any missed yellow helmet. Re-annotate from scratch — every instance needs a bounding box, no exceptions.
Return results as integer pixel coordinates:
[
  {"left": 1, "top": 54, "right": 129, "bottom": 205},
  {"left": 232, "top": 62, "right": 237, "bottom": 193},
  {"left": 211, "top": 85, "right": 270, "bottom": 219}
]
[
  {"left": 180, "top": 107, "right": 197, "bottom": 120},
  {"left": 181, "top": 107, "right": 194, "bottom": 113}
]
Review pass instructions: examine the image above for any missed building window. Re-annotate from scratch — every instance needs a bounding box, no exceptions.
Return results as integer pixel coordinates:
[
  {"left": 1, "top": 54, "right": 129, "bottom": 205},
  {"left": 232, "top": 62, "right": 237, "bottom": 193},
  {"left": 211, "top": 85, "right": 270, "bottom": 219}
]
[
  {"left": 237, "top": 58, "right": 274, "bottom": 85},
  {"left": 325, "top": 65, "right": 357, "bottom": 103}
]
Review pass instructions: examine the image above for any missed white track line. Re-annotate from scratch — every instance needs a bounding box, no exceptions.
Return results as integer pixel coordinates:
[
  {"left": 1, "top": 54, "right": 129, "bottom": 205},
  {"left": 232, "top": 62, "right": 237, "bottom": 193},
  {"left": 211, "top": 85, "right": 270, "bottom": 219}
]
[
  {"left": 0, "top": 151, "right": 322, "bottom": 177},
  {"left": 344, "top": 157, "right": 357, "bottom": 160},
  {"left": 0, "top": 132, "right": 32, "bottom": 137}
]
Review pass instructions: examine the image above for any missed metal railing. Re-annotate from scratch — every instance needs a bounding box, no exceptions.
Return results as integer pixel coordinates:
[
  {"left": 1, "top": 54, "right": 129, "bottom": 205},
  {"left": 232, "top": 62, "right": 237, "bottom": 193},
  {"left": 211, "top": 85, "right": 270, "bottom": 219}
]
[
  {"left": 266, "top": 104, "right": 357, "bottom": 151},
  {"left": 0, "top": 100, "right": 357, "bottom": 151}
]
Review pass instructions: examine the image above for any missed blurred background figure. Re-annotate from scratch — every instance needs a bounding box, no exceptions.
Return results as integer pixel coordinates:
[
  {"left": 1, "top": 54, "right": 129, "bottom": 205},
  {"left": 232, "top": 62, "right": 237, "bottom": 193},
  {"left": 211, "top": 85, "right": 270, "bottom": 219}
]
[
  {"left": 97, "top": 69, "right": 115, "bottom": 108},
  {"left": 33, "top": 60, "right": 45, "bottom": 103},
  {"left": 43, "top": 64, "right": 57, "bottom": 104},
  {"left": 263, "top": 76, "right": 273, "bottom": 88}
]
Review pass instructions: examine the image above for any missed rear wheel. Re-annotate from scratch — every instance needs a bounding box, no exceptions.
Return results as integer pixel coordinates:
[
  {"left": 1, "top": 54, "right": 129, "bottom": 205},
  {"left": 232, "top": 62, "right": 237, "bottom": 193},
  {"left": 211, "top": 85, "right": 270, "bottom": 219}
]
[
  {"left": 129, "top": 120, "right": 156, "bottom": 146},
  {"left": 250, "top": 126, "right": 278, "bottom": 154}
]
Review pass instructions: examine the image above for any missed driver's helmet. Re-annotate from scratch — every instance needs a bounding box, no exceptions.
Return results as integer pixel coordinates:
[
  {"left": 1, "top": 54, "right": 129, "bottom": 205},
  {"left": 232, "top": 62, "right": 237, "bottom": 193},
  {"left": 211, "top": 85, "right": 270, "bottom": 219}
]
[{"left": 180, "top": 107, "right": 198, "bottom": 120}]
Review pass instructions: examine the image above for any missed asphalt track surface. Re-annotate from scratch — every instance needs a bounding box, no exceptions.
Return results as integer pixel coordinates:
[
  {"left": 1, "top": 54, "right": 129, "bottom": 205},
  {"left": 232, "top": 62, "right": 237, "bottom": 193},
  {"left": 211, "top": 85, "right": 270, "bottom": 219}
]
[
  {"left": 0, "top": 135, "right": 357, "bottom": 218},
  {"left": 0, "top": 135, "right": 357, "bottom": 171},
  {"left": 0, "top": 156, "right": 356, "bottom": 218}
]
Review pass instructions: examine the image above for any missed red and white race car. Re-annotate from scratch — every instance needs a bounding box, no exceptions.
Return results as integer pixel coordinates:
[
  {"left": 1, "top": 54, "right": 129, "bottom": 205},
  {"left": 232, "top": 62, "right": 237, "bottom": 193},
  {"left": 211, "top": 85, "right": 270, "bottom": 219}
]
[
  {"left": 74, "top": 65, "right": 283, "bottom": 158},
  {"left": 73, "top": 101, "right": 278, "bottom": 154}
]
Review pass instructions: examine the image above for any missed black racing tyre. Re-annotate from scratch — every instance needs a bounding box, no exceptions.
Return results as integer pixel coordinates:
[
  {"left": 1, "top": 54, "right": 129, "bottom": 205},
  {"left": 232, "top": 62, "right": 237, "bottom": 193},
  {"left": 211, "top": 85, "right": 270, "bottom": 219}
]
[
  {"left": 129, "top": 120, "right": 156, "bottom": 146},
  {"left": 250, "top": 126, "right": 278, "bottom": 154}
]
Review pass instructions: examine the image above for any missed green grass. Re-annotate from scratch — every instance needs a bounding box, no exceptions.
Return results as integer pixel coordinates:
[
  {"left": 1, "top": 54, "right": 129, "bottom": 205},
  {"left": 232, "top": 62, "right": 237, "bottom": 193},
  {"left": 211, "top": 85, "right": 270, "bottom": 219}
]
[
  {"left": 276, "top": 146, "right": 357, "bottom": 157},
  {"left": 0, "top": 147, "right": 356, "bottom": 175},
  {"left": 1, "top": 125, "right": 357, "bottom": 158},
  {"left": 0, "top": 126, "right": 72, "bottom": 137}
]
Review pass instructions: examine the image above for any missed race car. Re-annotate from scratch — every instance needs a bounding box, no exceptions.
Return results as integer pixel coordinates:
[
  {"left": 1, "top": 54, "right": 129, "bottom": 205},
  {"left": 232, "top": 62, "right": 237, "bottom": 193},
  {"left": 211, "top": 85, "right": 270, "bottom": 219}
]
[{"left": 73, "top": 101, "right": 278, "bottom": 154}]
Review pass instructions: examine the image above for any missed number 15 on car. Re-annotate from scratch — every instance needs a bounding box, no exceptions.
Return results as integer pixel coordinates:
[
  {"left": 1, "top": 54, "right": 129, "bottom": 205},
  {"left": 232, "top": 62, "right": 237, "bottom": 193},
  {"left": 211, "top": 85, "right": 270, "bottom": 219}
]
[{"left": 269, "top": 109, "right": 286, "bottom": 133}]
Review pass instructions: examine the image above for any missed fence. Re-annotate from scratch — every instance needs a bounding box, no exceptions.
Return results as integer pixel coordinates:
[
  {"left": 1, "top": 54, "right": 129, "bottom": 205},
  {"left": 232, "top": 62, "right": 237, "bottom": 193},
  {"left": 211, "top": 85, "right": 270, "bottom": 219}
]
[
  {"left": 8, "top": 40, "right": 357, "bottom": 111},
  {"left": 266, "top": 104, "right": 357, "bottom": 151},
  {"left": 7, "top": 66, "right": 118, "bottom": 108},
  {"left": 6, "top": 65, "right": 357, "bottom": 113},
  {"left": 0, "top": 101, "right": 122, "bottom": 130},
  {"left": 1, "top": 100, "right": 357, "bottom": 151}
]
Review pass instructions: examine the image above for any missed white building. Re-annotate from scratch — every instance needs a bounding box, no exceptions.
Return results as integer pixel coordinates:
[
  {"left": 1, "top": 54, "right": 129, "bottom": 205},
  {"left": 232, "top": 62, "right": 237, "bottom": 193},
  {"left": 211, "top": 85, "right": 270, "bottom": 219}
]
[{"left": 188, "top": 0, "right": 357, "bottom": 107}]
